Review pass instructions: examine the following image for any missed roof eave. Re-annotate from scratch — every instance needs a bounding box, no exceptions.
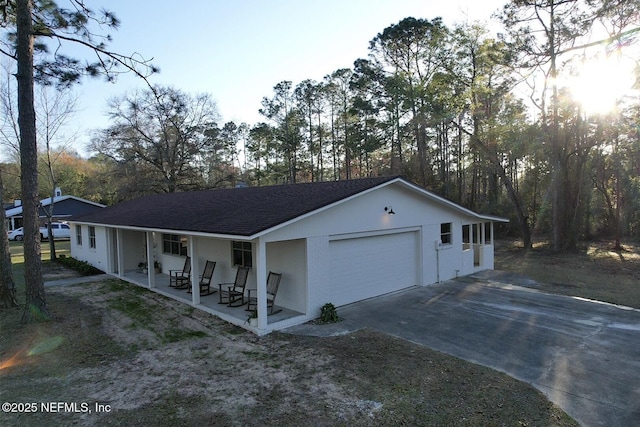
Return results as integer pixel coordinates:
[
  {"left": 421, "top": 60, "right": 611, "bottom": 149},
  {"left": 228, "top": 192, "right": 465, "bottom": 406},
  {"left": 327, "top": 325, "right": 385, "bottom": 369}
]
[
  {"left": 393, "top": 179, "right": 510, "bottom": 223},
  {"left": 71, "top": 176, "right": 508, "bottom": 238},
  {"left": 69, "top": 220, "right": 256, "bottom": 241},
  {"left": 45, "top": 195, "right": 106, "bottom": 208},
  {"left": 6, "top": 195, "right": 106, "bottom": 217}
]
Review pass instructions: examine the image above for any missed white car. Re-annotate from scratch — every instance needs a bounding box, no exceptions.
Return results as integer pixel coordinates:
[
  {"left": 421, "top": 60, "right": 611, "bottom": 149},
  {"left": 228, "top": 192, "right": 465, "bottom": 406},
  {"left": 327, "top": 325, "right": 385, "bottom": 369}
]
[
  {"left": 8, "top": 227, "right": 25, "bottom": 241},
  {"left": 42, "top": 222, "right": 71, "bottom": 240},
  {"left": 7, "top": 222, "right": 71, "bottom": 241}
]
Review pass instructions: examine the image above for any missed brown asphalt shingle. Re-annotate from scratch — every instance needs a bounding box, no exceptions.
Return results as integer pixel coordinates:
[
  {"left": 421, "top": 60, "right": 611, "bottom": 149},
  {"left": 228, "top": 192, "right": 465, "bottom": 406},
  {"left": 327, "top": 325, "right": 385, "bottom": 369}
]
[{"left": 73, "top": 176, "right": 398, "bottom": 236}]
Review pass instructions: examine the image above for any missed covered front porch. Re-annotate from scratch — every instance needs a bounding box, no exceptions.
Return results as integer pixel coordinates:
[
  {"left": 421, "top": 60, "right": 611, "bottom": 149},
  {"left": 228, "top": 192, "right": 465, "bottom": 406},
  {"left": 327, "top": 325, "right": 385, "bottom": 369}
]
[
  {"left": 104, "top": 227, "right": 309, "bottom": 334},
  {"left": 118, "top": 269, "right": 305, "bottom": 333}
]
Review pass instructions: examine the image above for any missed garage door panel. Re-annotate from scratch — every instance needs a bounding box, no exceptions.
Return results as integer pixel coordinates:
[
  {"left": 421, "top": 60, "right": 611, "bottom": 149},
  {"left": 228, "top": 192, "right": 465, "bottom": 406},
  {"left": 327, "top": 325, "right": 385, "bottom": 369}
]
[{"left": 326, "top": 232, "right": 419, "bottom": 307}]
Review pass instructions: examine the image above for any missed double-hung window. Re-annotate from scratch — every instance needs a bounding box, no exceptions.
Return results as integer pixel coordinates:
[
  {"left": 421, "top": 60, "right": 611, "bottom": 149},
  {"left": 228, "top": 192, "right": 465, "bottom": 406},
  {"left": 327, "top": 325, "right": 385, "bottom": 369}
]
[
  {"left": 162, "top": 234, "right": 187, "bottom": 256},
  {"left": 440, "top": 223, "right": 452, "bottom": 245},
  {"left": 232, "top": 241, "right": 252, "bottom": 267},
  {"left": 89, "top": 226, "right": 96, "bottom": 249}
]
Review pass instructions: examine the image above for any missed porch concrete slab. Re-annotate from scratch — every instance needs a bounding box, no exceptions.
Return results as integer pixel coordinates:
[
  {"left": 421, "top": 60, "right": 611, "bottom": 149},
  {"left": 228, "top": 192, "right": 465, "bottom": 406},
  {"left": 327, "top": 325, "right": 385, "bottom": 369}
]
[
  {"left": 62, "top": 271, "right": 305, "bottom": 330},
  {"left": 284, "top": 277, "right": 640, "bottom": 427}
]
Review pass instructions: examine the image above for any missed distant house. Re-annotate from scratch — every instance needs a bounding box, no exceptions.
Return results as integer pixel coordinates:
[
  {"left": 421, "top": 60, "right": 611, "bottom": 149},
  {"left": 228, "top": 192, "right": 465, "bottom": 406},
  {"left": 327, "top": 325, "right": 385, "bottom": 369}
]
[
  {"left": 70, "top": 176, "right": 507, "bottom": 334},
  {"left": 5, "top": 188, "right": 105, "bottom": 230}
]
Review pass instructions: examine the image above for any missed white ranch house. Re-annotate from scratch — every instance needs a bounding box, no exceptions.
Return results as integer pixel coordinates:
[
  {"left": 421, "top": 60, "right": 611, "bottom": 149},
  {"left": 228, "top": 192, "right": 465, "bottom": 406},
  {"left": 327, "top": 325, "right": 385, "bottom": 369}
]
[{"left": 70, "top": 176, "right": 507, "bottom": 334}]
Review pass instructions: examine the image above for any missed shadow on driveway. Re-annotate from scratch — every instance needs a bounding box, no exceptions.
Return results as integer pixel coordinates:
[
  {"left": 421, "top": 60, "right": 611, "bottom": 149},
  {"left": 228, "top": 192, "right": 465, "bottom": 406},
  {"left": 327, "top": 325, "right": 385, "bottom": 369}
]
[{"left": 286, "top": 272, "right": 640, "bottom": 427}]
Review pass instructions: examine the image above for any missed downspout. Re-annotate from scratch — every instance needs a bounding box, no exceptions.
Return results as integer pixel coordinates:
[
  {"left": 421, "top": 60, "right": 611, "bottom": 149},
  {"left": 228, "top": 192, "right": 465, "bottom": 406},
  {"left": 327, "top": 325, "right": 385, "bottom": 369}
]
[{"left": 435, "top": 240, "right": 441, "bottom": 283}]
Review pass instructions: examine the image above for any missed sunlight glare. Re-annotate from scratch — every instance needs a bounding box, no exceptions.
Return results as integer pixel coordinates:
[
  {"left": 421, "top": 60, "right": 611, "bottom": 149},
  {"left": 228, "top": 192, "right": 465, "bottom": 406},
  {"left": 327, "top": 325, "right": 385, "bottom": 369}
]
[
  {"left": 27, "top": 336, "right": 65, "bottom": 356},
  {"left": 567, "top": 54, "right": 636, "bottom": 115},
  {"left": 0, "top": 336, "right": 65, "bottom": 373},
  {"left": 0, "top": 352, "right": 23, "bottom": 371}
]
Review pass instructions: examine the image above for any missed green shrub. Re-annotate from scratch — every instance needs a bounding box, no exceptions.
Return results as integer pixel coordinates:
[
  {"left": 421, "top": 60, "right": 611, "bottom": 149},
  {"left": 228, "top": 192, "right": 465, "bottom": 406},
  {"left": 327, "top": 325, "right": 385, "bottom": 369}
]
[
  {"left": 319, "top": 302, "right": 339, "bottom": 323},
  {"left": 56, "top": 255, "right": 103, "bottom": 276}
]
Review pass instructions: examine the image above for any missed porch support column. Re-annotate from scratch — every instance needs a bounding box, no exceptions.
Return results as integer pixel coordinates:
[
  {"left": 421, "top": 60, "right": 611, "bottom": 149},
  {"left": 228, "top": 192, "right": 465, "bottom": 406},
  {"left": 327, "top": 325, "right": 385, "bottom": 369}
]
[
  {"left": 490, "top": 222, "right": 494, "bottom": 245},
  {"left": 481, "top": 222, "right": 486, "bottom": 245},
  {"left": 116, "top": 229, "right": 124, "bottom": 278},
  {"left": 255, "top": 238, "right": 267, "bottom": 330},
  {"left": 189, "top": 236, "right": 200, "bottom": 305},
  {"left": 146, "top": 231, "right": 155, "bottom": 288}
]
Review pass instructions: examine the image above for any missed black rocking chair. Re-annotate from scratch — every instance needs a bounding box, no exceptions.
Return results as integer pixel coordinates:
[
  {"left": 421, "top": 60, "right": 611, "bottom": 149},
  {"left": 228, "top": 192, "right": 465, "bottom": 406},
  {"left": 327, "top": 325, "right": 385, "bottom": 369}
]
[
  {"left": 246, "top": 271, "right": 282, "bottom": 315},
  {"left": 187, "top": 260, "right": 217, "bottom": 296},
  {"left": 169, "top": 256, "right": 191, "bottom": 289},
  {"left": 218, "top": 266, "right": 250, "bottom": 306}
]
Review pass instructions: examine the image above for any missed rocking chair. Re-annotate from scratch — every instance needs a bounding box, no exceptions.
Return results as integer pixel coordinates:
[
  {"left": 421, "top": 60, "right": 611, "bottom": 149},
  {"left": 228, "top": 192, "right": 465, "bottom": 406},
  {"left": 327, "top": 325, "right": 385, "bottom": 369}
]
[
  {"left": 218, "top": 266, "right": 250, "bottom": 306},
  {"left": 169, "top": 256, "right": 191, "bottom": 289},
  {"left": 246, "top": 272, "right": 282, "bottom": 315},
  {"left": 187, "top": 260, "right": 217, "bottom": 296}
]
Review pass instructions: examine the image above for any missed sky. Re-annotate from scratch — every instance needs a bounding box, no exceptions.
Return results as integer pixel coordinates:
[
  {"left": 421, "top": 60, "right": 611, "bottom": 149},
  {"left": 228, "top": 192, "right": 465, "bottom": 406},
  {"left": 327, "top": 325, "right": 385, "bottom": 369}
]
[{"left": 64, "top": 0, "right": 506, "bottom": 156}]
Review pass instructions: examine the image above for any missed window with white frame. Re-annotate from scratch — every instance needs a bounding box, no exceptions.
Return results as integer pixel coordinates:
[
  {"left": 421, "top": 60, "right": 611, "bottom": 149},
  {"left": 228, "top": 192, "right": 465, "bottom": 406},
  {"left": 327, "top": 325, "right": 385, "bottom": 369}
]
[
  {"left": 462, "top": 224, "right": 470, "bottom": 246},
  {"left": 76, "top": 225, "right": 82, "bottom": 246},
  {"left": 162, "top": 234, "right": 187, "bottom": 256},
  {"left": 232, "top": 241, "right": 252, "bottom": 267},
  {"left": 440, "top": 222, "right": 452, "bottom": 245},
  {"left": 89, "top": 226, "right": 96, "bottom": 249}
]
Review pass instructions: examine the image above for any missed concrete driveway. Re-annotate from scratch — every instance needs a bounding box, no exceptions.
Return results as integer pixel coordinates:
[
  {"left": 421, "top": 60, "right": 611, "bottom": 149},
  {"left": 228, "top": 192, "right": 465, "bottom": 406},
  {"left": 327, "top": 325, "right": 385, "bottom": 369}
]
[{"left": 286, "top": 273, "right": 640, "bottom": 427}]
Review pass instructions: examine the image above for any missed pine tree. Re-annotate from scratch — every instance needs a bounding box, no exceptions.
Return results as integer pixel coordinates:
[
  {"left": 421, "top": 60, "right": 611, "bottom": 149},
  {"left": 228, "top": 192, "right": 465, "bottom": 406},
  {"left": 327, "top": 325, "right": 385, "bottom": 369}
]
[{"left": 2, "top": 0, "right": 155, "bottom": 321}]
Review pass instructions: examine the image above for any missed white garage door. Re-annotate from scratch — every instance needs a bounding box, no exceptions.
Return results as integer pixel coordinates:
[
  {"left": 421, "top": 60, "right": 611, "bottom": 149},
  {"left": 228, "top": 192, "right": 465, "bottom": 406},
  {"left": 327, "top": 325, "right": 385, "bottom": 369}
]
[{"left": 326, "top": 231, "right": 420, "bottom": 307}]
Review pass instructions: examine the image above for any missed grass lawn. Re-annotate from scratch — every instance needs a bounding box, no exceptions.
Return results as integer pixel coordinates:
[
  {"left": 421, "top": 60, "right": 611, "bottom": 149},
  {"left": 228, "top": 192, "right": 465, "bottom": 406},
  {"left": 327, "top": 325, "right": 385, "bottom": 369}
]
[
  {"left": 8, "top": 240, "right": 72, "bottom": 292},
  {"left": 4, "top": 238, "right": 637, "bottom": 426},
  {"left": 8, "top": 239, "right": 71, "bottom": 263},
  {"left": 495, "top": 239, "right": 640, "bottom": 309}
]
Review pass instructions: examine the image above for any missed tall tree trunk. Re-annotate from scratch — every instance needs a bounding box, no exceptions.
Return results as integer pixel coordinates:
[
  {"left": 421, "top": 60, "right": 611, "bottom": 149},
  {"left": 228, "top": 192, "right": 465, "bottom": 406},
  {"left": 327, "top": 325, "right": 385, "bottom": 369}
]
[
  {"left": 0, "top": 167, "right": 18, "bottom": 308},
  {"left": 343, "top": 112, "right": 351, "bottom": 179},
  {"left": 456, "top": 112, "right": 464, "bottom": 204},
  {"left": 457, "top": 119, "right": 532, "bottom": 249},
  {"left": 307, "top": 109, "right": 314, "bottom": 182},
  {"left": 614, "top": 130, "right": 622, "bottom": 250},
  {"left": 330, "top": 108, "right": 339, "bottom": 180},
  {"left": 487, "top": 149, "right": 532, "bottom": 250},
  {"left": 547, "top": 0, "right": 570, "bottom": 252},
  {"left": 316, "top": 112, "right": 324, "bottom": 181},
  {"left": 414, "top": 112, "right": 428, "bottom": 187},
  {"left": 45, "top": 146, "right": 57, "bottom": 261},
  {"left": 390, "top": 103, "right": 403, "bottom": 175},
  {"left": 17, "top": 0, "right": 49, "bottom": 321}
]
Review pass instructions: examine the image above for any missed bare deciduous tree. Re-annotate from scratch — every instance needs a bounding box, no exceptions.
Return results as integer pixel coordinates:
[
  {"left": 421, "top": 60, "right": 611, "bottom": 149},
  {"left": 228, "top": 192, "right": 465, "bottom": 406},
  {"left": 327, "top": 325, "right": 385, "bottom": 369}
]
[{"left": 2, "top": 0, "right": 156, "bottom": 322}]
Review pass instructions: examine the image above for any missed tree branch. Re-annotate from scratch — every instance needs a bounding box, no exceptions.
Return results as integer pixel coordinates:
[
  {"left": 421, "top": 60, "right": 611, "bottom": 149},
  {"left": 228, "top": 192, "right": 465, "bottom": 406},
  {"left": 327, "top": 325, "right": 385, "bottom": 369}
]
[
  {"left": 557, "top": 26, "right": 640, "bottom": 56},
  {"left": 39, "top": 30, "right": 156, "bottom": 83}
]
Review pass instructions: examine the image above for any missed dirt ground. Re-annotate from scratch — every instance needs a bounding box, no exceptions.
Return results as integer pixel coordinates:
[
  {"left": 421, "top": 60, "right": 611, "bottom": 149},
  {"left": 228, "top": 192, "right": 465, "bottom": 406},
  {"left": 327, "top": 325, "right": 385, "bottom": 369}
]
[
  {"left": 495, "top": 239, "right": 640, "bottom": 309},
  {"left": 6, "top": 239, "right": 636, "bottom": 426},
  {"left": 0, "top": 273, "right": 577, "bottom": 426}
]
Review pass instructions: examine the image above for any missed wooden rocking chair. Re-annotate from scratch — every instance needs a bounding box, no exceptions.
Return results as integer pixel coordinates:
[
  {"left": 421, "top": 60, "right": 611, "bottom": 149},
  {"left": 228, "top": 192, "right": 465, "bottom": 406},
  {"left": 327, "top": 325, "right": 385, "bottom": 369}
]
[
  {"left": 218, "top": 266, "right": 250, "bottom": 306},
  {"left": 187, "top": 260, "right": 217, "bottom": 296},
  {"left": 169, "top": 256, "right": 191, "bottom": 289},
  {"left": 246, "top": 272, "right": 282, "bottom": 315}
]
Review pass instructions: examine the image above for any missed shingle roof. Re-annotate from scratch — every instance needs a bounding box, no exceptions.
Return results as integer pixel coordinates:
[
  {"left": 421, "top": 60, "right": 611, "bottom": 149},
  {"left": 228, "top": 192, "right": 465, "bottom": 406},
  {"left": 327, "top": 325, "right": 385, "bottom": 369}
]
[
  {"left": 72, "top": 176, "right": 398, "bottom": 237},
  {"left": 5, "top": 195, "right": 105, "bottom": 218}
]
